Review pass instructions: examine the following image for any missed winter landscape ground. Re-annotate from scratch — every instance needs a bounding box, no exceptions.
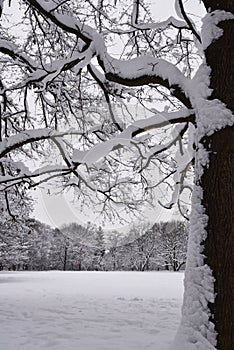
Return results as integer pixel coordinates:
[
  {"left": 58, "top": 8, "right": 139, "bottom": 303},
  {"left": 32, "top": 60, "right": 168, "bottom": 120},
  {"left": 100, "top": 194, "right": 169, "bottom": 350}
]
[{"left": 0, "top": 271, "right": 184, "bottom": 350}]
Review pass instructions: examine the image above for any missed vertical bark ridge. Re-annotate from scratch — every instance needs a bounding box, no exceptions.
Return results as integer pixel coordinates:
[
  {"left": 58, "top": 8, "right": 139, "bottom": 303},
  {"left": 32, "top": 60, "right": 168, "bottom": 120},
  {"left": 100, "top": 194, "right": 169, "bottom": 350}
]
[{"left": 201, "top": 1, "right": 234, "bottom": 348}]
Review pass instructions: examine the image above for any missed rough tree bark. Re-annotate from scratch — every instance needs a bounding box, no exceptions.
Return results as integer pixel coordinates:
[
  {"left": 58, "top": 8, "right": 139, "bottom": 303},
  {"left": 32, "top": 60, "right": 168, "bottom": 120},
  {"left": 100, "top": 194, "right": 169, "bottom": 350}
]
[{"left": 201, "top": 1, "right": 234, "bottom": 349}]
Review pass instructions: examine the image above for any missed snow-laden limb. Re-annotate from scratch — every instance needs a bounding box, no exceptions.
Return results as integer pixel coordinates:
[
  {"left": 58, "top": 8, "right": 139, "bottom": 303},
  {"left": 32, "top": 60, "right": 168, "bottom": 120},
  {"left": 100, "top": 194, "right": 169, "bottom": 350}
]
[
  {"left": 0, "top": 128, "right": 84, "bottom": 159},
  {"left": 0, "top": 164, "right": 69, "bottom": 188},
  {"left": 0, "top": 106, "right": 193, "bottom": 164},
  {"left": 104, "top": 55, "right": 188, "bottom": 88},
  {"left": 0, "top": 160, "right": 101, "bottom": 195},
  {"left": 27, "top": 0, "right": 188, "bottom": 37},
  {"left": 0, "top": 129, "right": 53, "bottom": 158},
  {"left": 131, "top": 0, "right": 188, "bottom": 33},
  {"left": 1, "top": 4, "right": 191, "bottom": 109},
  {"left": 104, "top": 54, "right": 192, "bottom": 108},
  {"left": 72, "top": 108, "right": 194, "bottom": 165},
  {"left": 26, "top": 0, "right": 95, "bottom": 43},
  {"left": 201, "top": 10, "right": 234, "bottom": 50},
  {"left": 0, "top": 159, "right": 31, "bottom": 175},
  {"left": 25, "top": 0, "right": 192, "bottom": 108},
  {"left": 114, "top": 16, "right": 188, "bottom": 34},
  {"left": 0, "top": 39, "right": 37, "bottom": 70},
  {"left": 30, "top": 46, "right": 95, "bottom": 88},
  {"left": 0, "top": 39, "right": 95, "bottom": 92},
  {"left": 27, "top": 0, "right": 196, "bottom": 47},
  {"left": 130, "top": 108, "right": 194, "bottom": 131}
]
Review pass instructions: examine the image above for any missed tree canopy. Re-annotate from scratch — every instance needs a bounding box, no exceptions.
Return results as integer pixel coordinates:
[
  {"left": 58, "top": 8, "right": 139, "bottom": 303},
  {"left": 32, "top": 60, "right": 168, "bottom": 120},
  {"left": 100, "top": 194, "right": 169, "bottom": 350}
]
[{"left": 0, "top": 0, "right": 202, "bottom": 221}]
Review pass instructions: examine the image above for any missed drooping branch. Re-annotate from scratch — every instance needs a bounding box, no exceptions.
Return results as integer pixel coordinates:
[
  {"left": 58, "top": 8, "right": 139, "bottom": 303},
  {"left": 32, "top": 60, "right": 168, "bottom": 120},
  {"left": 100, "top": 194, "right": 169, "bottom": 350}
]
[
  {"left": 106, "top": 70, "right": 192, "bottom": 108},
  {"left": 71, "top": 109, "right": 194, "bottom": 166},
  {"left": 0, "top": 40, "right": 36, "bottom": 72},
  {"left": 0, "top": 128, "right": 83, "bottom": 159},
  {"left": 25, "top": 0, "right": 92, "bottom": 44}
]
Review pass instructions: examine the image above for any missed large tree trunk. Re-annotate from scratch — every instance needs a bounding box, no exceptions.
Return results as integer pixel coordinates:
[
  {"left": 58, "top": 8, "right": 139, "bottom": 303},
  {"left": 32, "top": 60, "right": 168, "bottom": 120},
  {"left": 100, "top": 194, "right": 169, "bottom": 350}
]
[{"left": 201, "top": 1, "right": 234, "bottom": 348}]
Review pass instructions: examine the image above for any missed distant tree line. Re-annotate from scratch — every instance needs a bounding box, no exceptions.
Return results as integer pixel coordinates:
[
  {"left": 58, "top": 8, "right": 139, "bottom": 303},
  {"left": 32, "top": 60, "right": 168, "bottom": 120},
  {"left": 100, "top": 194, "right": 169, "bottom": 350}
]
[
  {"left": 0, "top": 215, "right": 188, "bottom": 272},
  {"left": 105, "top": 221, "right": 188, "bottom": 272}
]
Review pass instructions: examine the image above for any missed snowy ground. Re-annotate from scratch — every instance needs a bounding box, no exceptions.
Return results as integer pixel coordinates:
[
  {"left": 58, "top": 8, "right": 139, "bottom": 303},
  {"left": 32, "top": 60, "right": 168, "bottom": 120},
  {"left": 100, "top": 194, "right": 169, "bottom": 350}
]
[{"left": 0, "top": 271, "right": 184, "bottom": 350}]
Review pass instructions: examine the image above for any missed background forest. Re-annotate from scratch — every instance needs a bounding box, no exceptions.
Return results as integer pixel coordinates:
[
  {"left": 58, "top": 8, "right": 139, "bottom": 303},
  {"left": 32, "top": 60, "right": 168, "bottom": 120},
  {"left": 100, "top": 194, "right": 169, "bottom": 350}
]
[{"left": 0, "top": 213, "right": 188, "bottom": 272}]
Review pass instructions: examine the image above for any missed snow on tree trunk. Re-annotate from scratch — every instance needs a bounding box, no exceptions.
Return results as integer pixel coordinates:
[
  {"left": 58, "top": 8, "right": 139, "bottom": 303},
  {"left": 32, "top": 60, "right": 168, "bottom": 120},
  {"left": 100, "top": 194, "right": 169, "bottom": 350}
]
[
  {"left": 174, "top": 3, "right": 234, "bottom": 349},
  {"left": 202, "top": 2, "right": 234, "bottom": 348}
]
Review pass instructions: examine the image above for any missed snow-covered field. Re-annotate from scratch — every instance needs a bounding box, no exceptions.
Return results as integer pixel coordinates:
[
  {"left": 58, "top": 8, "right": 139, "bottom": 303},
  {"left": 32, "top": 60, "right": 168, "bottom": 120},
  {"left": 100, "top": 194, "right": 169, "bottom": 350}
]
[{"left": 0, "top": 271, "right": 184, "bottom": 350}]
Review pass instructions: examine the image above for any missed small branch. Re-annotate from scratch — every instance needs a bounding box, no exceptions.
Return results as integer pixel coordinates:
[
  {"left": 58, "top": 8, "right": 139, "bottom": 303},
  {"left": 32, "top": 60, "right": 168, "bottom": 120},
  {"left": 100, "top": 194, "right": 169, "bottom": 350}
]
[{"left": 178, "top": 0, "right": 201, "bottom": 43}]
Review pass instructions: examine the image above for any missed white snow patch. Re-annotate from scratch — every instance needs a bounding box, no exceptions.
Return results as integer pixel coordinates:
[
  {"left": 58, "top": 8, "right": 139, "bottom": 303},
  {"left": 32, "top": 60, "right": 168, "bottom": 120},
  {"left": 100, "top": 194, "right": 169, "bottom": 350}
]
[{"left": 0, "top": 271, "right": 183, "bottom": 350}]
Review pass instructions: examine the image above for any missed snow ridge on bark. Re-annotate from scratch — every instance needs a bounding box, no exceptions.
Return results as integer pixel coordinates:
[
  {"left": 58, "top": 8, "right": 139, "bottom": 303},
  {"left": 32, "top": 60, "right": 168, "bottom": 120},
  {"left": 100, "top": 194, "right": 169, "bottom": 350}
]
[
  {"left": 172, "top": 10, "right": 234, "bottom": 349},
  {"left": 172, "top": 179, "right": 216, "bottom": 350},
  {"left": 201, "top": 10, "right": 234, "bottom": 50}
]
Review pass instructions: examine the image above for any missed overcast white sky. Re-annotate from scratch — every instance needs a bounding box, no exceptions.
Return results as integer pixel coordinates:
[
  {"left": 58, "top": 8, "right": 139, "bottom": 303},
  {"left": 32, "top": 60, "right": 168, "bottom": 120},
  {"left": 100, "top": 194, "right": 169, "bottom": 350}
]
[{"left": 32, "top": 0, "right": 205, "bottom": 230}]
